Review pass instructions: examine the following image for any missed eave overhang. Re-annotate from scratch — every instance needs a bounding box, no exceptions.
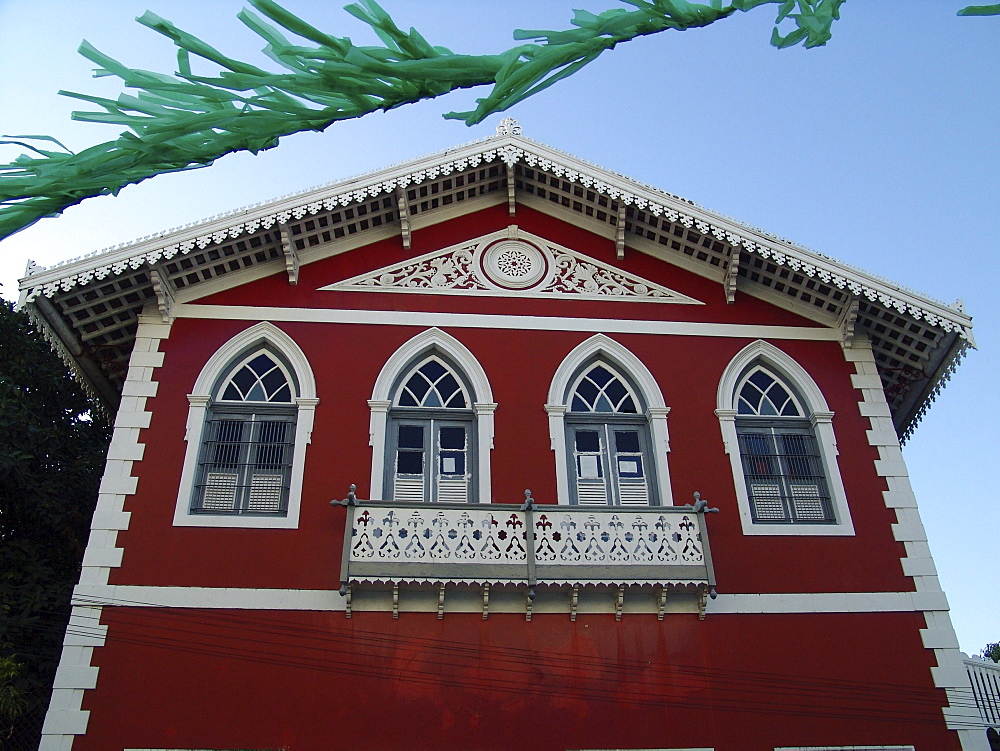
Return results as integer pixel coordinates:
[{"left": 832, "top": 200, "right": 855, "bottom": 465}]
[{"left": 18, "top": 123, "right": 973, "bottom": 440}]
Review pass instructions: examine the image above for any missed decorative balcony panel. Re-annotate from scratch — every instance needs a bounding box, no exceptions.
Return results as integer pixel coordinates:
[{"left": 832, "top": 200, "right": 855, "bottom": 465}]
[{"left": 340, "top": 500, "right": 717, "bottom": 590}]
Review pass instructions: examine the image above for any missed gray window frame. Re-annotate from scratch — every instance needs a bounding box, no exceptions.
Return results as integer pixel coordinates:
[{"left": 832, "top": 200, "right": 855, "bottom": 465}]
[
  {"left": 190, "top": 350, "right": 298, "bottom": 517},
  {"left": 564, "top": 363, "right": 658, "bottom": 507},
  {"left": 384, "top": 356, "right": 477, "bottom": 503}
]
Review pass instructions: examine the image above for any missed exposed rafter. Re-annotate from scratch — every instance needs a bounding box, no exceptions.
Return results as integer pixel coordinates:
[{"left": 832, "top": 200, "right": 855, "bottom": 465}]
[{"left": 278, "top": 224, "right": 299, "bottom": 285}]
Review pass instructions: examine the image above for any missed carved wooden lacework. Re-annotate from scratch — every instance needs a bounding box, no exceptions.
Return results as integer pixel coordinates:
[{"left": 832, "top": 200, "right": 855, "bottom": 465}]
[{"left": 350, "top": 507, "right": 704, "bottom": 570}]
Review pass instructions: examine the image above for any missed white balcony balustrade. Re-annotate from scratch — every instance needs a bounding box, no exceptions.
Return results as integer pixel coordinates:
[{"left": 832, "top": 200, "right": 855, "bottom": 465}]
[{"left": 334, "top": 488, "right": 718, "bottom": 620}]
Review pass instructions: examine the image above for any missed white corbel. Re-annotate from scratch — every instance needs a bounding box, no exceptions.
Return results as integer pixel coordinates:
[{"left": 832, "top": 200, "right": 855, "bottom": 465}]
[
  {"left": 279, "top": 224, "right": 299, "bottom": 285},
  {"left": 838, "top": 297, "right": 860, "bottom": 345},
  {"left": 506, "top": 162, "right": 517, "bottom": 216},
  {"left": 724, "top": 246, "right": 740, "bottom": 304},
  {"left": 397, "top": 186, "right": 411, "bottom": 250},
  {"left": 148, "top": 265, "right": 176, "bottom": 323}
]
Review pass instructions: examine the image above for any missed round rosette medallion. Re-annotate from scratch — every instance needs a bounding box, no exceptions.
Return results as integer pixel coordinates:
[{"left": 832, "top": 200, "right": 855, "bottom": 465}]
[{"left": 479, "top": 239, "right": 548, "bottom": 290}]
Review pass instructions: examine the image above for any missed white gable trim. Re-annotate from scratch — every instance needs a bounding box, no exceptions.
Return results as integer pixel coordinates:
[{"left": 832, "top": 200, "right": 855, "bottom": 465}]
[{"left": 321, "top": 226, "right": 703, "bottom": 306}]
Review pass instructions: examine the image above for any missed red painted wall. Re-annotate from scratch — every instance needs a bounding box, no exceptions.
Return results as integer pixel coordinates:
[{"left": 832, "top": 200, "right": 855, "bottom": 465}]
[
  {"left": 82, "top": 204, "right": 952, "bottom": 751},
  {"left": 78, "top": 608, "right": 957, "bottom": 751},
  {"left": 112, "top": 206, "right": 906, "bottom": 594}
]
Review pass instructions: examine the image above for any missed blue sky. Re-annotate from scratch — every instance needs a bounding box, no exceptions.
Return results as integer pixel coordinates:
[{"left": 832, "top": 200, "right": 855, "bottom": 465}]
[{"left": 1, "top": 1, "right": 997, "bottom": 654}]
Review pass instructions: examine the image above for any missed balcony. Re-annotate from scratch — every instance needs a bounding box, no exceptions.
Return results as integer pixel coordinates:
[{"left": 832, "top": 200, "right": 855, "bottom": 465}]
[{"left": 336, "top": 489, "right": 718, "bottom": 620}]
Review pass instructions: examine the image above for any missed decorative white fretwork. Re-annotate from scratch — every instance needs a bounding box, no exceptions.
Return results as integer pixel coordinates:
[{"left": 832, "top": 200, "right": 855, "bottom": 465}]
[
  {"left": 321, "top": 228, "right": 703, "bottom": 305},
  {"left": 495, "top": 117, "right": 522, "bottom": 136},
  {"left": 352, "top": 507, "right": 528, "bottom": 565},
  {"left": 347, "top": 504, "right": 710, "bottom": 586}
]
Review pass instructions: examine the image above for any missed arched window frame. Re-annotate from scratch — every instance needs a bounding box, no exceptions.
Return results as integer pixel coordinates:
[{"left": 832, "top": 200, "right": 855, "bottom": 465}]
[
  {"left": 716, "top": 340, "right": 854, "bottom": 537},
  {"left": 546, "top": 334, "right": 673, "bottom": 506},
  {"left": 369, "top": 328, "right": 495, "bottom": 503},
  {"left": 173, "top": 322, "right": 318, "bottom": 528}
]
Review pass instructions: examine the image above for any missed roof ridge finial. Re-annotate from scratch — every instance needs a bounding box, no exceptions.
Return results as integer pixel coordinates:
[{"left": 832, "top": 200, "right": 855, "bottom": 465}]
[{"left": 496, "top": 117, "right": 522, "bottom": 137}]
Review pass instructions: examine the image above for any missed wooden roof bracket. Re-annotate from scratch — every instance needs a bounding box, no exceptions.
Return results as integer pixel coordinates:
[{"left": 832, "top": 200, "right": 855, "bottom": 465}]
[
  {"left": 148, "top": 265, "right": 176, "bottom": 323},
  {"left": 506, "top": 162, "right": 517, "bottom": 216},
  {"left": 396, "top": 186, "right": 412, "bottom": 250},
  {"left": 838, "top": 297, "right": 861, "bottom": 346},
  {"left": 616, "top": 204, "right": 626, "bottom": 260},
  {"left": 278, "top": 223, "right": 299, "bottom": 285},
  {"left": 724, "top": 246, "right": 741, "bottom": 304}
]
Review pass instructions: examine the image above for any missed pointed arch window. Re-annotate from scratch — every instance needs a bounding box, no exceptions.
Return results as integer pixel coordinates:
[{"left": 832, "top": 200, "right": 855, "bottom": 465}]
[
  {"left": 387, "top": 357, "right": 476, "bottom": 503},
  {"left": 716, "top": 341, "right": 854, "bottom": 537},
  {"left": 735, "top": 367, "right": 833, "bottom": 524},
  {"left": 566, "top": 363, "right": 656, "bottom": 506},
  {"left": 192, "top": 351, "right": 298, "bottom": 516}
]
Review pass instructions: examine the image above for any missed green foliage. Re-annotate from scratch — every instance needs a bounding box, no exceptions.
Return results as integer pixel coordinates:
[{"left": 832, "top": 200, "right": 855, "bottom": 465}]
[
  {"left": 981, "top": 641, "right": 1000, "bottom": 663},
  {"left": 958, "top": 4, "right": 1000, "bottom": 15},
  {"left": 0, "top": 656, "right": 27, "bottom": 723},
  {"left": 0, "top": 0, "right": 842, "bottom": 242},
  {"left": 0, "top": 0, "right": 993, "bottom": 243},
  {"left": 0, "top": 300, "right": 110, "bottom": 745}
]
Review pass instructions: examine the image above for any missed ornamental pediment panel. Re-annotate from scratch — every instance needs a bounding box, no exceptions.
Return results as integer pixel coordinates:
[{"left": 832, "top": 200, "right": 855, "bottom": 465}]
[{"left": 318, "top": 226, "right": 704, "bottom": 305}]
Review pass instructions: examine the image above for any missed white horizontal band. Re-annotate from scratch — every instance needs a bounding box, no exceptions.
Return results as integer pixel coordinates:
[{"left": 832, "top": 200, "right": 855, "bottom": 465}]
[
  {"left": 175, "top": 303, "right": 839, "bottom": 341},
  {"left": 74, "top": 585, "right": 942, "bottom": 615}
]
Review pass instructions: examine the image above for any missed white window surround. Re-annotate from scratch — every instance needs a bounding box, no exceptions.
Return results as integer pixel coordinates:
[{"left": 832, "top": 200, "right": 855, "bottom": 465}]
[
  {"left": 173, "top": 322, "right": 318, "bottom": 529},
  {"left": 546, "top": 334, "right": 673, "bottom": 506},
  {"left": 716, "top": 340, "right": 854, "bottom": 537},
  {"left": 368, "top": 328, "right": 496, "bottom": 503}
]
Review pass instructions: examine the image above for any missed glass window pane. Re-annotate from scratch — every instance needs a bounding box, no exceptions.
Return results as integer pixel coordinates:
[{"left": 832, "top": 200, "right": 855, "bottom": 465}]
[
  {"left": 396, "top": 451, "right": 423, "bottom": 475},
  {"left": 574, "top": 379, "right": 599, "bottom": 409},
  {"left": 261, "top": 369, "right": 288, "bottom": 400},
  {"left": 420, "top": 360, "right": 447, "bottom": 381},
  {"left": 575, "top": 430, "right": 600, "bottom": 452},
  {"left": 439, "top": 426, "right": 466, "bottom": 449},
  {"left": 588, "top": 366, "right": 613, "bottom": 387},
  {"left": 398, "top": 425, "right": 424, "bottom": 449},
  {"left": 614, "top": 430, "right": 640, "bottom": 453},
  {"left": 605, "top": 380, "right": 628, "bottom": 407},
  {"left": 248, "top": 354, "right": 275, "bottom": 375},
  {"left": 231, "top": 367, "right": 256, "bottom": 397},
  {"left": 402, "top": 375, "right": 430, "bottom": 405}
]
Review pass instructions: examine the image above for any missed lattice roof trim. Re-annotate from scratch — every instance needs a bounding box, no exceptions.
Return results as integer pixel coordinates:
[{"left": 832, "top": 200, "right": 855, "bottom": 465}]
[
  {"left": 18, "top": 131, "right": 972, "bottom": 341},
  {"left": 901, "top": 340, "right": 970, "bottom": 443},
  {"left": 17, "top": 124, "right": 973, "bottom": 439}
]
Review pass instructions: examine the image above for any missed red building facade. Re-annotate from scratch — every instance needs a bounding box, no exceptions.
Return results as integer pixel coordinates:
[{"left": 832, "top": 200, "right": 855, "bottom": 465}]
[{"left": 23, "top": 123, "right": 983, "bottom": 750}]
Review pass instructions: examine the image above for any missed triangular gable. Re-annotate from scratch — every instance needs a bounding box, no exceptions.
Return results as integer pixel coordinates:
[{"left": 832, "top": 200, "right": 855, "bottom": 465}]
[{"left": 319, "top": 225, "right": 703, "bottom": 305}]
